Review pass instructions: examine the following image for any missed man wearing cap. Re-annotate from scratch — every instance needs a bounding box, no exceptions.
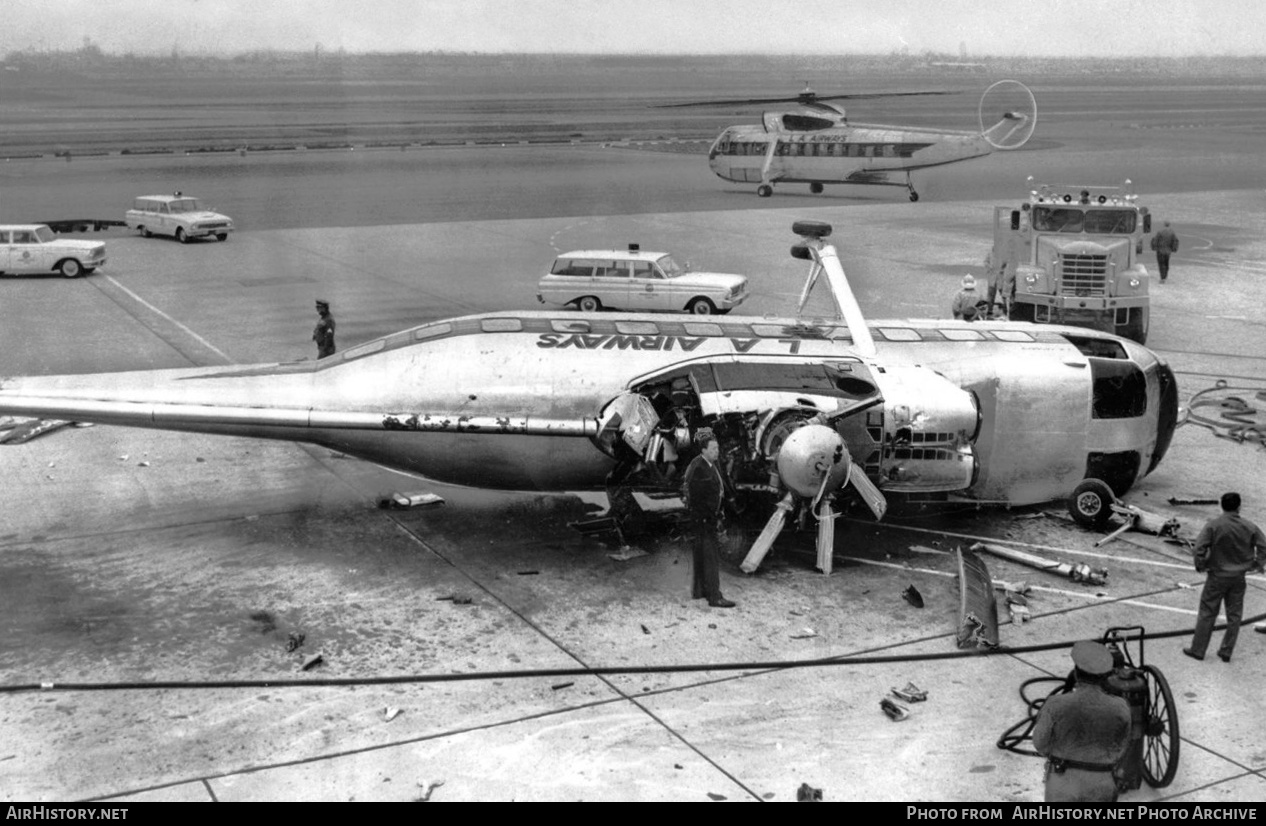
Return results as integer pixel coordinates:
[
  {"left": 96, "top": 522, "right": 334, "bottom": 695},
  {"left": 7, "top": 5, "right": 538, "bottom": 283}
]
[
  {"left": 1150, "top": 221, "right": 1179, "bottom": 283},
  {"left": 313, "top": 300, "right": 336, "bottom": 359},
  {"left": 682, "top": 429, "right": 735, "bottom": 608},
  {"left": 1184, "top": 492, "right": 1266, "bottom": 663},
  {"left": 952, "top": 275, "right": 981, "bottom": 321},
  {"left": 1032, "top": 640, "right": 1132, "bottom": 802}
]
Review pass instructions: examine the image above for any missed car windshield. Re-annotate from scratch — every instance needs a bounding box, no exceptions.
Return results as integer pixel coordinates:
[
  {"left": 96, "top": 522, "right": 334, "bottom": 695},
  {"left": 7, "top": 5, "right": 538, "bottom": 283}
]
[
  {"left": 657, "top": 255, "right": 684, "bottom": 278},
  {"left": 169, "top": 198, "right": 203, "bottom": 213},
  {"left": 34, "top": 226, "right": 56, "bottom": 243}
]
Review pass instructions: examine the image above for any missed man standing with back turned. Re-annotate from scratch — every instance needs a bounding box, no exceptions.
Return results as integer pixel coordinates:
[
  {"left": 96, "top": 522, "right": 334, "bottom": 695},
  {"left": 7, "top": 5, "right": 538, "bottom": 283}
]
[
  {"left": 1150, "top": 220, "right": 1179, "bottom": 283},
  {"left": 1183, "top": 492, "right": 1266, "bottom": 663}
]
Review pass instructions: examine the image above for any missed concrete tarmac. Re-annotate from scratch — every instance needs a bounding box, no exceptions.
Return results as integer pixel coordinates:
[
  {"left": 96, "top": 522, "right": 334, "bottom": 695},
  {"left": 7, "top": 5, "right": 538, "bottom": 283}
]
[{"left": 2, "top": 140, "right": 1266, "bottom": 801}]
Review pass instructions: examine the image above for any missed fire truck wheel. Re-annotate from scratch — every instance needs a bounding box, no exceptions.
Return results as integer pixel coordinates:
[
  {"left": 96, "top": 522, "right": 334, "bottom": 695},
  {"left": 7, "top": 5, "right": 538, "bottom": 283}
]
[
  {"left": 757, "top": 184, "right": 773, "bottom": 198},
  {"left": 1141, "top": 664, "right": 1180, "bottom": 787},
  {"left": 1069, "top": 478, "right": 1116, "bottom": 528}
]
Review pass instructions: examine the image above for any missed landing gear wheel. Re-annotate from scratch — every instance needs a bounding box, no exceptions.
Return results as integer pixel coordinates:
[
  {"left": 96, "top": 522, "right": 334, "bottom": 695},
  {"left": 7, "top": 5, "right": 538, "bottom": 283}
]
[
  {"left": 687, "top": 297, "right": 716, "bottom": 315},
  {"left": 176, "top": 228, "right": 188, "bottom": 244},
  {"left": 577, "top": 296, "right": 602, "bottom": 313},
  {"left": 140, "top": 227, "right": 151, "bottom": 238},
  {"left": 58, "top": 259, "right": 83, "bottom": 278},
  {"left": 809, "top": 182, "right": 824, "bottom": 194},
  {"left": 1141, "top": 664, "right": 1179, "bottom": 787},
  {"left": 1069, "top": 478, "right": 1116, "bottom": 529},
  {"left": 756, "top": 184, "right": 773, "bottom": 198},
  {"left": 908, "top": 190, "right": 919, "bottom": 202}
]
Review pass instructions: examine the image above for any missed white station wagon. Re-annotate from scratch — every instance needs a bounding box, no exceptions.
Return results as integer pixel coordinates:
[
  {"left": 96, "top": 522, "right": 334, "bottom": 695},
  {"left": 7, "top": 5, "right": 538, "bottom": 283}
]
[
  {"left": 537, "top": 247, "right": 748, "bottom": 315},
  {"left": 125, "top": 193, "right": 234, "bottom": 243},
  {"left": 0, "top": 224, "right": 106, "bottom": 278}
]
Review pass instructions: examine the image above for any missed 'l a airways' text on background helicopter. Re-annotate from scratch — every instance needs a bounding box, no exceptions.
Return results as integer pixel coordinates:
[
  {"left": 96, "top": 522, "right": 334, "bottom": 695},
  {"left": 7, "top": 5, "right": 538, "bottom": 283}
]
[{"left": 663, "top": 80, "right": 1037, "bottom": 200}]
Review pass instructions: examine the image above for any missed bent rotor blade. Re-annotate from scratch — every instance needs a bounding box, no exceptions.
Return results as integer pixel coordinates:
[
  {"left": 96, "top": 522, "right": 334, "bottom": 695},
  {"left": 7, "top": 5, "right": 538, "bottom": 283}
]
[
  {"left": 847, "top": 460, "right": 887, "bottom": 521},
  {"left": 816, "top": 501, "right": 836, "bottom": 575},
  {"left": 741, "top": 492, "right": 795, "bottom": 574}
]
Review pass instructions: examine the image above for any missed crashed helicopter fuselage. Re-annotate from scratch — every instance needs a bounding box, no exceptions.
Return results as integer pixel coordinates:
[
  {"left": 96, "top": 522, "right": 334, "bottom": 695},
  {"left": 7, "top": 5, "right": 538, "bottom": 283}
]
[{"left": 0, "top": 224, "right": 1178, "bottom": 530}]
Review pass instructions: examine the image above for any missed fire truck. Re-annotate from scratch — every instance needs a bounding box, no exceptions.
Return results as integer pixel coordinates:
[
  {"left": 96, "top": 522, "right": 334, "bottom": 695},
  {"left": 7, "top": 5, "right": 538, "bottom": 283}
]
[{"left": 992, "top": 182, "right": 1152, "bottom": 343}]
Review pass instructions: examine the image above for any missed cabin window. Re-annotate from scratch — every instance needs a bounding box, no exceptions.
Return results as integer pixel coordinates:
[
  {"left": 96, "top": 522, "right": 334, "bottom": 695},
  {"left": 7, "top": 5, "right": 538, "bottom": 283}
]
[
  {"left": 616, "top": 321, "right": 660, "bottom": 335},
  {"left": 941, "top": 329, "right": 985, "bottom": 341},
  {"left": 990, "top": 330, "right": 1035, "bottom": 342},
  {"left": 684, "top": 322, "right": 722, "bottom": 337},
  {"left": 552, "top": 319, "right": 591, "bottom": 333},
  {"left": 1090, "top": 359, "right": 1147, "bottom": 419},
  {"left": 481, "top": 318, "right": 523, "bottom": 333},
  {"left": 878, "top": 328, "right": 922, "bottom": 341}
]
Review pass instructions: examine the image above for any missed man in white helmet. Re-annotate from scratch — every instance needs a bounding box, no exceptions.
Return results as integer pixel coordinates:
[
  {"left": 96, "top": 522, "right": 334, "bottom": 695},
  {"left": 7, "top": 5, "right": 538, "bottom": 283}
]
[{"left": 952, "top": 274, "right": 981, "bottom": 320}]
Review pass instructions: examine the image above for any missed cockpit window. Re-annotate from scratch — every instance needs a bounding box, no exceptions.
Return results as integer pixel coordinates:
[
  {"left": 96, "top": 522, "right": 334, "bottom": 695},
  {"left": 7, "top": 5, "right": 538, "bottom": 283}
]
[
  {"left": 1063, "top": 335, "right": 1128, "bottom": 359},
  {"left": 710, "top": 362, "right": 878, "bottom": 400},
  {"left": 1090, "top": 358, "right": 1147, "bottom": 419}
]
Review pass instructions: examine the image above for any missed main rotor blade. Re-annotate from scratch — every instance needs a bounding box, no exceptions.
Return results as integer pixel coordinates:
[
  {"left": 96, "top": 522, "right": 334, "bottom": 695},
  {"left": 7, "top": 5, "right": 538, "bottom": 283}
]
[
  {"left": 655, "top": 90, "right": 958, "bottom": 109},
  {"left": 741, "top": 492, "right": 795, "bottom": 573}
]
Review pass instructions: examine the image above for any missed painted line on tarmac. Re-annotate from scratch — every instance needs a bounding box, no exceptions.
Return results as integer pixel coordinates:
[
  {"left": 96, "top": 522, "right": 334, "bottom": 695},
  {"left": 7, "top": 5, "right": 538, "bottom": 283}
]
[{"left": 101, "top": 274, "right": 234, "bottom": 364}]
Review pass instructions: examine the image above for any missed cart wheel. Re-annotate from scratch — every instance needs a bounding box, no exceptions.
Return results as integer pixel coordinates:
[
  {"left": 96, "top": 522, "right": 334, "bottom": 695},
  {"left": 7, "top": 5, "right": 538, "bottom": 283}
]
[{"left": 1142, "top": 664, "right": 1180, "bottom": 787}]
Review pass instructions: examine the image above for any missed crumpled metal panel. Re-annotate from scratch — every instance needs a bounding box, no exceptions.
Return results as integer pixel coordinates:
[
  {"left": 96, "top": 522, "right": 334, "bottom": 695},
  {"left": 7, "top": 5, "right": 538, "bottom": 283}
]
[{"left": 956, "top": 546, "right": 1000, "bottom": 649}]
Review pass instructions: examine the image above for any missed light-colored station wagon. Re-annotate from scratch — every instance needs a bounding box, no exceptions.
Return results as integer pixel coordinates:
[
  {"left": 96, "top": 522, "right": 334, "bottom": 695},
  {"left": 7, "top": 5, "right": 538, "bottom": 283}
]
[
  {"left": 537, "top": 247, "right": 748, "bottom": 315},
  {"left": 125, "top": 193, "right": 234, "bottom": 243},
  {"left": 0, "top": 224, "right": 106, "bottom": 278}
]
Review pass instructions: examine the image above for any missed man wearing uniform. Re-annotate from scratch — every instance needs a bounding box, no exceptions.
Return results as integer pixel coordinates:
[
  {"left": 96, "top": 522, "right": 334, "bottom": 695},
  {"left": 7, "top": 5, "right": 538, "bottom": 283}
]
[
  {"left": 683, "top": 429, "right": 735, "bottom": 608},
  {"left": 313, "top": 299, "right": 336, "bottom": 359},
  {"left": 951, "top": 275, "right": 981, "bottom": 320},
  {"left": 1150, "top": 221, "right": 1179, "bottom": 283},
  {"left": 1183, "top": 492, "right": 1266, "bottom": 663},
  {"left": 1033, "top": 640, "right": 1132, "bottom": 802}
]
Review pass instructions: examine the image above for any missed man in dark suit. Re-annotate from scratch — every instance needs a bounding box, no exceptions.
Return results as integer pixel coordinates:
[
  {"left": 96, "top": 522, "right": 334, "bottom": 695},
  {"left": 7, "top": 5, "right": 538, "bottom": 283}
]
[{"left": 683, "top": 429, "right": 735, "bottom": 608}]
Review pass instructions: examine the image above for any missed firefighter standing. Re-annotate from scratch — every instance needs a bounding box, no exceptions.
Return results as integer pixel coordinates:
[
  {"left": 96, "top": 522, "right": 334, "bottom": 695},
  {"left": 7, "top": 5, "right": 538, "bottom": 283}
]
[
  {"left": 1032, "top": 641, "right": 1132, "bottom": 802},
  {"left": 313, "top": 299, "right": 336, "bottom": 359},
  {"left": 951, "top": 275, "right": 980, "bottom": 320},
  {"left": 1151, "top": 220, "right": 1179, "bottom": 283}
]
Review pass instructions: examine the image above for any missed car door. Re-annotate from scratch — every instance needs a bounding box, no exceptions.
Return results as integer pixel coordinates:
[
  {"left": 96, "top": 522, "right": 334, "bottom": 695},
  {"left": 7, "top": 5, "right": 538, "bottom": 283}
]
[
  {"left": 596, "top": 259, "right": 631, "bottom": 309},
  {"left": 630, "top": 260, "right": 668, "bottom": 311},
  {"left": 8, "top": 230, "right": 43, "bottom": 274}
]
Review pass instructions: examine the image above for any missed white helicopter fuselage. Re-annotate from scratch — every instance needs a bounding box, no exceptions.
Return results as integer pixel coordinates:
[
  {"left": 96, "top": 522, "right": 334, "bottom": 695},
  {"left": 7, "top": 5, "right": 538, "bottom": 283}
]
[{"left": 708, "top": 121, "right": 994, "bottom": 188}]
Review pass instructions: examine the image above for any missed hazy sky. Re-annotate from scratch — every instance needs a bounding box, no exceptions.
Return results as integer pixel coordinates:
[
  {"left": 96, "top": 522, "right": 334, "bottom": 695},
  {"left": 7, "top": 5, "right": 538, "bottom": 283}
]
[{"left": 4, "top": 0, "right": 1264, "bottom": 57}]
